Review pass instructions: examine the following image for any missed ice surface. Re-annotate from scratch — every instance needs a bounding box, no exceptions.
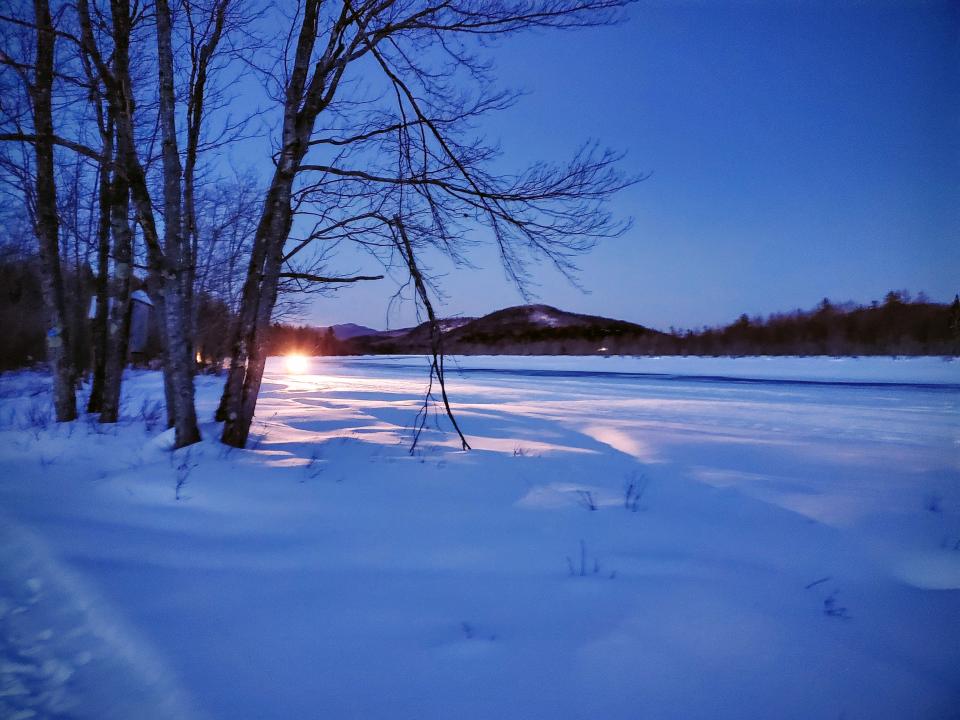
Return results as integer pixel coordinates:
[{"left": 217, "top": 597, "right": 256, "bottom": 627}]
[{"left": 0, "top": 356, "right": 958, "bottom": 719}]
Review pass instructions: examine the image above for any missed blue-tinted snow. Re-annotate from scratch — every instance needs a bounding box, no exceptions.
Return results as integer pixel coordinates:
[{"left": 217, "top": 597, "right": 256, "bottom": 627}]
[{"left": 0, "top": 356, "right": 957, "bottom": 719}]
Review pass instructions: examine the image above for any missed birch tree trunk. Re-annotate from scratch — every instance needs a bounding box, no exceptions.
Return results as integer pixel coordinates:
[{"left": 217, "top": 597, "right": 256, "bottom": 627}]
[
  {"left": 77, "top": 0, "right": 201, "bottom": 446},
  {"left": 99, "top": 168, "right": 133, "bottom": 423},
  {"left": 147, "top": 276, "right": 178, "bottom": 429},
  {"left": 32, "top": 0, "right": 76, "bottom": 422},
  {"left": 86, "top": 126, "right": 112, "bottom": 413},
  {"left": 154, "top": 0, "right": 200, "bottom": 446}
]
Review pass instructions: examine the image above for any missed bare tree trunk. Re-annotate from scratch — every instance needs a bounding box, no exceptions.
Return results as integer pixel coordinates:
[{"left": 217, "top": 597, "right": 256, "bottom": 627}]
[
  {"left": 219, "top": 0, "right": 631, "bottom": 448},
  {"left": 88, "top": 1, "right": 133, "bottom": 425},
  {"left": 87, "top": 221, "right": 109, "bottom": 411},
  {"left": 182, "top": 0, "right": 228, "bottom": 366},
  {"left": 216, "top": 179, "right": 276, "bottom": 423},
  {"left": 66, "top": 168, "right": 88, "bottom": 378},
  {"left": 219, "top": 170, "right": 295, "bottom": 446},
  {"left": 87, "top": 120, "right": 113, "bottom": 414},
  {"left": 218, "top": 0, "right": 325, "bottom": 444},
  {"left": 183, "top": 179, "right": 198, "bottom": 368},
  {"left": 161, "top": 280, "right": 200, "bottom": 444},
  {"left": 78, "top": 0, "right": 200, "bottom": 444},
  {"left": 99, "top": 169, "right": 133, "bottom": 422},
  {"left": 227, "top": 219, "right": 287, "bottom": 446},
  {"left": 32, "top": 0, "right": 76, "bottom": 422},
  {"left": 118, "top": 134, "right": 196, "bottom": 442},
  {"left": 146, "top": 272, "right": 177, "bottom": 428},
  {"left": 154, "top": 0, "right": 200, "bottom": 446}
]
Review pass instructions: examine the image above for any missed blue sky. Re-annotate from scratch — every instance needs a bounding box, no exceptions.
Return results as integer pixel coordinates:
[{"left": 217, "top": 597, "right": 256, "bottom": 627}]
[{"left": 295, "top": 0, "right": 958, "bottom": 331}]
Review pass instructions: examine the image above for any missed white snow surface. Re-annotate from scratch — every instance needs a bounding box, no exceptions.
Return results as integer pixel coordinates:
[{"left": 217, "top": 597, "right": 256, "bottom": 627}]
[
  {"left": 527, "top": 309, "right": 564, "bottom": 327},
  {"left": 438, "top": 317, "right": 474, "bottom": 332},
  {"left": 384, "top": 353, "right": 960, "bottom": 385},
  {"left": 1, "top": 355, "right": 958, "bottom": 719}
]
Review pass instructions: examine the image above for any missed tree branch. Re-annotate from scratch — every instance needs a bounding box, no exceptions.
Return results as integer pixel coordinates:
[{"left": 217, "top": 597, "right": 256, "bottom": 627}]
[
  {"left": 0, "top": 133, "right": 100, "bottom": 161},
  {"left": 278, "top": 271, "right": 384, "bottom": 283}
]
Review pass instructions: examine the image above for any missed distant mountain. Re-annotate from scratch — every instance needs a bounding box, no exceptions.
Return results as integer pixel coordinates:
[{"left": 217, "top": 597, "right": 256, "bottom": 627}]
[
  {"left": 326, "top": 323, "right": 378, "bottom": 340},
  {"left": 268, "top": 294, "right": 959, "bottom": 358},
  {"left": 347, "top": 304, "right": 662, "bottom": 355},
  {"left": 449, "top": 304, "right": 647, "bottom": 337}
]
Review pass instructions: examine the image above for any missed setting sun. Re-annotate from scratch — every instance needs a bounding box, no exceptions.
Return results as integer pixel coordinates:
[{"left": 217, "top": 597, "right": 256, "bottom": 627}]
[{"left": 285, "top": 353, "right": 309, "bottom": 374}]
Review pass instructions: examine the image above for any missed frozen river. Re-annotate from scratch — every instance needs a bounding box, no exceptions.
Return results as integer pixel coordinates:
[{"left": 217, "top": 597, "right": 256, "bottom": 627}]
[{"left": 1, "top": 355, "right": 958, "bottom": 719}]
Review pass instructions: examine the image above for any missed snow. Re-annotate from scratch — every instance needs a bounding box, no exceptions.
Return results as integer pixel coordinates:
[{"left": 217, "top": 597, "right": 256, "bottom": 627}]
[
  {"left": 527, "top": 309, "right": 563, "bottom": 327},
  {"left": 438, "top": 317, "right": 474, "bottom": 332},
  {"left": 350, "top": 353, "right": 960, "bottom": 385},
  {"left": 1, "top": 356, "right": 958, "bottom": 719}
]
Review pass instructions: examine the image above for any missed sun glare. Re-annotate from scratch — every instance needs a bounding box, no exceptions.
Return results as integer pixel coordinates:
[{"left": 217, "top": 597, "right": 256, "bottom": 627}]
[{"left": 285, "top": 353, "right": 309, "bottom": 374}]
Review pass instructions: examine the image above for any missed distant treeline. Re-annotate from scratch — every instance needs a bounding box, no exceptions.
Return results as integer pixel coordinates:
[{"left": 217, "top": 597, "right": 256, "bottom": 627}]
[
  {"left": 0, "top": 243, "right": 335, "bottom": 371},
  {"left": 3, "top": 258, "right": 958, "bottom": 369},
  {"left": 264, "top": 292, "right": 960, "bottom": 358},
  {"left": 0, "top": 246, "right": 234, "bottom": 372},
  {"left": 661, "top": 293, "right": 959, "bottom": 356}
]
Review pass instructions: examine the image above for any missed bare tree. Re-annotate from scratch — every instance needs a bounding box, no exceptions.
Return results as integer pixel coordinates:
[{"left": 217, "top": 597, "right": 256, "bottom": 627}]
[
  {"left": 85, "top": 109, "right": 113, "bottom": 413},
  {"left": 55, "top": 145, "right": 103, "bottom": 381},
  {"left": 217, "top": 0, "right": 634, "bottom": 448},
  {"left": 1, "top": 0, "right": 145, "bottom": 421},
  {"left": 74, "top": 0, "right": 247, "bottom": 446},
  {"left": 180, "top": 0, "right": 234, "bottom": 343},
  {"left": 3, "top": 0, "right": 632, "bottom": 447},
  {"left": 63, "top": 0, "right": 150, "bottom": 425},
  {"left": 0, "top": 0, "right": 78, "bottom": 421},
  {"left": 2, "top": 1, "right": 252, "bottom": 438},
  {"left": 392, "top": 216, "right": 469, "bottom": 452},
  {"left": 193, "top": 172, "right": 261, "bottom": 310}
]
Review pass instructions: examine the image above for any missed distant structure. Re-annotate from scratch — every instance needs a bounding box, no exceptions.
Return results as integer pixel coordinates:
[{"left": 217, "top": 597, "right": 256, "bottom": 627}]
[
  {"left": 129, "top": 290, "right": 153, "bottom": 357},
  {"left": 87, "top": 289, "right": 154, "bottom": 361}
]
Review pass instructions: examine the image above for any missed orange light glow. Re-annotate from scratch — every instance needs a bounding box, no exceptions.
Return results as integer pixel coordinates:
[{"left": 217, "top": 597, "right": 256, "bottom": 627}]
[{"left": 285, "top": 354, "right": 309, "bottom": 374}]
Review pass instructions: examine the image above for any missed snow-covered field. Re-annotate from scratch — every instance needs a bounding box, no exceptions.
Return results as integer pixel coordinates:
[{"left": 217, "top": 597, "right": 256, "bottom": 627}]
[{"left": 1, "top": 355, "right": 958, "bottom": 719}]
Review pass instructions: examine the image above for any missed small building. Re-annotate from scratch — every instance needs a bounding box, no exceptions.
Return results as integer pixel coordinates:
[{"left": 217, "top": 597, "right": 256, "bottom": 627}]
[
  {"left": 87, "top": 289, "right": 155, "bottom": 359},
  {"left": 129, "top": 290, "right": 153, "bottom": 356}
]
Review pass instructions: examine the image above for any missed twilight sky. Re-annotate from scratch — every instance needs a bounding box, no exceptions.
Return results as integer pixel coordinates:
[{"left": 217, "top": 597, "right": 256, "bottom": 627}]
[{"left": 299, "top": 0, "right": 959, "bottom": 332}]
